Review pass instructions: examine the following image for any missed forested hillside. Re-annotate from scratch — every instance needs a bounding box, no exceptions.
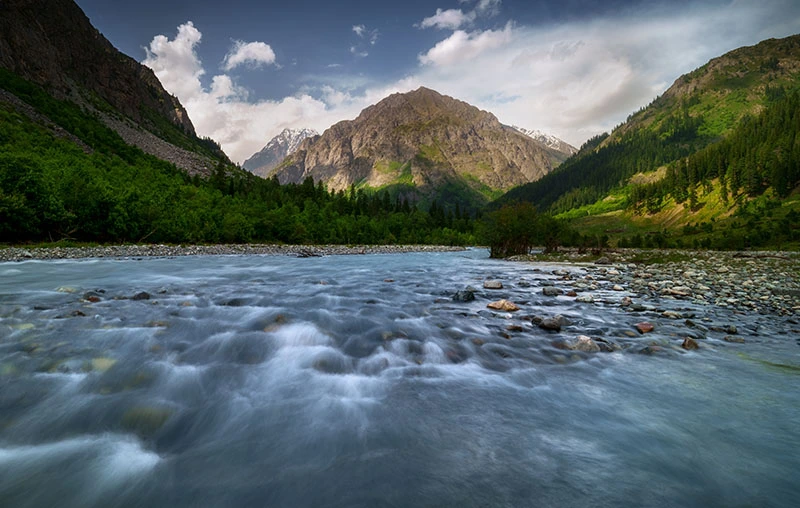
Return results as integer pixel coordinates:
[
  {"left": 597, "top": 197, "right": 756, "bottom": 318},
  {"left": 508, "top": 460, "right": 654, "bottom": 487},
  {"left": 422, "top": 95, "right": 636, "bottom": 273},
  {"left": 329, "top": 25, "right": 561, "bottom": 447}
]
[
  {"left": 492, "top": 35, "right": 800, "bottom": 250},
  {"left": 0, "top": 70, "right": 474, "bottom": 246}
]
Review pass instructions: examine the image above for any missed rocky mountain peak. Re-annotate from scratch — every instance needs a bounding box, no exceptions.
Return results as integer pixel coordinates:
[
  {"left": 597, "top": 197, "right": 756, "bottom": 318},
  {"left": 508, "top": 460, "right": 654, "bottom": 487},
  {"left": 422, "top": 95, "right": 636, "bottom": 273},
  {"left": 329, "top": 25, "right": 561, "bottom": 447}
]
[{"left": 271, "top": 87, "right": 572, "bottom": 209}]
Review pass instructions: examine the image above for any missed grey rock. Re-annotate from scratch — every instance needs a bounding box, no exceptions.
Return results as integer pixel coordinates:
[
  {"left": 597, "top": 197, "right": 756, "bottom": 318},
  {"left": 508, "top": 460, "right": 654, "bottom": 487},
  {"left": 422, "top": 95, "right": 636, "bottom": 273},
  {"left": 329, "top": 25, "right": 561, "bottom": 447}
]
[
  {"left": 453, "top": 290, "right": 476, "bottom": 302},
  {"left": 542, "top": 286, "right": 563, "bottom": 297}
]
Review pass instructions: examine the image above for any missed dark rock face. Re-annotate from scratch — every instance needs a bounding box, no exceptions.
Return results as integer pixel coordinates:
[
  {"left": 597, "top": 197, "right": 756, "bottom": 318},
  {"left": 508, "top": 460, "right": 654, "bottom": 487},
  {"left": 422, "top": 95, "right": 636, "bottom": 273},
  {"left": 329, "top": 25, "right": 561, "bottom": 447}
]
[
  {"left": 273, "top": 87, "right": 569, "bottom": 207},
  {"left": 0, "top": 0, "right": 195, "bottom": 135}
]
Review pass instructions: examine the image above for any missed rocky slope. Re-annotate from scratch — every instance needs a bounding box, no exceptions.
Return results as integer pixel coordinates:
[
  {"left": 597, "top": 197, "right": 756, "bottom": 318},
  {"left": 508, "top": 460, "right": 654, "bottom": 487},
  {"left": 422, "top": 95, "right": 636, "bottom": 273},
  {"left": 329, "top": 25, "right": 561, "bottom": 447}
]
[
  {"left": 244, "top": 128, "right": 319, "bottom": 177},
  {"left": 273, "top": 87, "right": 570, "bottom": 208},
  {"left": 0, "top": 0, "right": 224, "bottom": 175}
]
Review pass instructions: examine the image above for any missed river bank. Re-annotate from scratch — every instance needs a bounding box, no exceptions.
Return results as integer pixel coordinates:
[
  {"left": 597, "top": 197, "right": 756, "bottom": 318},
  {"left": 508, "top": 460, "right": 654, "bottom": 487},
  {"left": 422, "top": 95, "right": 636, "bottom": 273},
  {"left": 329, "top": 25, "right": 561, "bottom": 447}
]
[
  {"left": 508, "top": 248, "right": 800, "bottom": 317},
  {"left": 0, "top": 244, "right": 466, "bottom": 262}
]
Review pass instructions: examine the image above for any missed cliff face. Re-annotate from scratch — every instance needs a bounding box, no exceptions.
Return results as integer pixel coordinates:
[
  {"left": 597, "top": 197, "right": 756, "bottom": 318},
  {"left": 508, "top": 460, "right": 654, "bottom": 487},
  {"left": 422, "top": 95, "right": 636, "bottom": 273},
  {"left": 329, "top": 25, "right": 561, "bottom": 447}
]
[
  {"left": 273, "top": 87, "right": 568, "bottom": 206},
  {"left": 0, "top": 0, "right": 195, "bottom": 135}
]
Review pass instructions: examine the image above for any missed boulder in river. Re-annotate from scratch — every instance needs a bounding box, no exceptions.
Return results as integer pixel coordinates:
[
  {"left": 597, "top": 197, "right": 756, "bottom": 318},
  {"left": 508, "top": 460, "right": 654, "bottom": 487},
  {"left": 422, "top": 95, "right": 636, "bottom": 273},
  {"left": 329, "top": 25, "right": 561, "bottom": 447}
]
[
  {"left": 681, "top": 337, "right": 700, "bottom": 350},
  {"left": 635, "top": 322, "right": 654, "bottom": 334},
  {"left": 487, "top": 299, "right": 520, "bottom": 312},
  {"left": 542, "top": 286, "right": 563, "bottom": 297},
  {"left": 132, "top": 292, "right": 151, "bottom": 301},
  {"left": 484, "top": 280, "right": 503, "bottom": 290},
  {"left": 453, "top": 289, "right": 476, "bottom": 302},
  {"left": 539, "top": 315, "right": 568, "bottom": 332},
  {"left": 562, "top": 335, "right": 601, "bottom": 352}
]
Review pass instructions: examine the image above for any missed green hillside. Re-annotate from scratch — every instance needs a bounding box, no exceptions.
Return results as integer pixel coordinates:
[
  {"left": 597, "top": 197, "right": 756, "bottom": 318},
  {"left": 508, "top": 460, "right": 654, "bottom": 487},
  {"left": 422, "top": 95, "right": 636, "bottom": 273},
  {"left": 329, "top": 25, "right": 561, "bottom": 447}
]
[{"left": 495, "top": 34, "right": 800, "bottom": 250}]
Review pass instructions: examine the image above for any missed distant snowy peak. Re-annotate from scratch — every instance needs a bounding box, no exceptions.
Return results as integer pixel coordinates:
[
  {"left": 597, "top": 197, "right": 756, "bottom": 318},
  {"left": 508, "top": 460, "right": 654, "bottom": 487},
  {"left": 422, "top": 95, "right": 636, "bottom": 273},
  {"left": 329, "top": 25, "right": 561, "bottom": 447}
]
[
  {"left": 511, "top": 126, "right": 577, "bottom": 156},
  {"left": 270, "top": 127, "right": 319, "bottom": 155},
  {"left": 243, "top": 128, "right": 319, "bottom": 177}
]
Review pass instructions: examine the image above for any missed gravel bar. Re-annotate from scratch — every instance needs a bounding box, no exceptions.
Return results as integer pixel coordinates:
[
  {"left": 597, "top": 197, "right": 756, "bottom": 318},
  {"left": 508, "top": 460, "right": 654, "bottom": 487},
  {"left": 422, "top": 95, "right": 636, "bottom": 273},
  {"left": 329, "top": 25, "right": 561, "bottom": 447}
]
[{"left": 0, "top": 244, "right": 467, "bottom": 262}]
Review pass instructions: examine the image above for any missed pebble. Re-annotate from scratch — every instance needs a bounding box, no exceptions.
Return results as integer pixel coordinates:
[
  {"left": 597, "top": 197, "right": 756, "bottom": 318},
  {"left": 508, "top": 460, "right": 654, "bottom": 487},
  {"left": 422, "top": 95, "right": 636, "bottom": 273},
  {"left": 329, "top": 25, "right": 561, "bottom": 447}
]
[{"left": 636, "top": 322, "right": 655, "bottom": 334}]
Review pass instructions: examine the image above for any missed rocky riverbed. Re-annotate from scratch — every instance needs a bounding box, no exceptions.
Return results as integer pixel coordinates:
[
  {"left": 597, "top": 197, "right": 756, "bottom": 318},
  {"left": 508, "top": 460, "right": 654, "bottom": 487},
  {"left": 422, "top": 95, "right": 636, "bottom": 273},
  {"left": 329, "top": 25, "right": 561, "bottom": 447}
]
[
  {"left": 489, "top": 248, "right": 800, "bottom": 355},
  {"left": 0, "top": 244, "right": 466, "bottom": 262},
  {"left": 509, "top": 249, "right": 800, "bottom": 317}
]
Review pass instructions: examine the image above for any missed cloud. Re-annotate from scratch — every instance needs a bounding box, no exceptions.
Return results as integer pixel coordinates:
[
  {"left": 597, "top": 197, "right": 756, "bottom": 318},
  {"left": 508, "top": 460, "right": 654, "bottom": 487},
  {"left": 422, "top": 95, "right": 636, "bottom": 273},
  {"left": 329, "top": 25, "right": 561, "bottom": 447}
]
[
  {"left": 419, "top": 1, "right": 501, "bottom": 31},
  {"left": 419, "top": 22, "right": 514, "bottom": 66},
  {"left": 222, "top": 41, "right": 276, "bottom": 71},
  {"left": 350, "top": 46, "right": 369, "bottom": 58},
  {"left": 418, "top": 9, "right": 476, "bottom": 30},
  {"left": 476, "top": 0, "right": 502, "bottom": 16},
  {"left": 143, "top": 21, "right": 205, "bottom": 101},
  {"left": 352, "top": 24, "right": 379, "bottom": 45},
  {"left": 143, "top": 22, "right": 390, "bottom": 163}
]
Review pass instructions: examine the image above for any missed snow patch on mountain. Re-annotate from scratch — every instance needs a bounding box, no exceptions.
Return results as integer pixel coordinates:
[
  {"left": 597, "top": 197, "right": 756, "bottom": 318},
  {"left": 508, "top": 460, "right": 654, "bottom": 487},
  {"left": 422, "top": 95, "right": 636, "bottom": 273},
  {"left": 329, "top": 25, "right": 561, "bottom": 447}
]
[
  {"left": 243, "top": 128, "right": 319, "bottom": 176},
  {"left": 511, "top": 126, "right": 577, "bottom": 156}
]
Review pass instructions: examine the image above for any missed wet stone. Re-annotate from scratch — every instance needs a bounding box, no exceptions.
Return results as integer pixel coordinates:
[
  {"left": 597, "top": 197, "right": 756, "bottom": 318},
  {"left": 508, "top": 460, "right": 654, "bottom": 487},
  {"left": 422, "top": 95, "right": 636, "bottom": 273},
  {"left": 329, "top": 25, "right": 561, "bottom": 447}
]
[
  {"left": 484, "top": 280, "right": 503, "bottom": 290},
  {"left": 539, "top": 315, "right": 567, "bottom": 332},
  {"left": 542, "top": 286, "right": 563, "bottom": 297},
  {"left": 562, "top": 335, "right": 601, "bottom": 353},
  {"left": 487, "top": 300, "right": 520, "bottom": 312},
  {"left": 453, "top": 289, "right": 476, "bottom": 302},
  {"left": 635, "top": 322, "right": 655, "bottom": 334},
  {"left": 132, "top": 292, "right": 151, "bottom": 301},
  {"left": 681, "top": 337, "right": 700, "bottom": 350},
  {"left": 723, "top": 336, "right": 746, "bottom": 344}
]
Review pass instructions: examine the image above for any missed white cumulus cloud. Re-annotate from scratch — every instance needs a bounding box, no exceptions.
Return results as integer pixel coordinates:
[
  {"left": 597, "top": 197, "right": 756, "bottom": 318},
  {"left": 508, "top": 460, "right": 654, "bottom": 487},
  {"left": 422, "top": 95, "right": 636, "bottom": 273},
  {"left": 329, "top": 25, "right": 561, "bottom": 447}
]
[
  {"left": 419, "top": 22, "right": 514, "bottom": 66},
  {"left": 419, "top": 8, "right": 476, "bottom": 30},
  {"left": 222, "top": 40, "right": 276, "bottom": 71}
]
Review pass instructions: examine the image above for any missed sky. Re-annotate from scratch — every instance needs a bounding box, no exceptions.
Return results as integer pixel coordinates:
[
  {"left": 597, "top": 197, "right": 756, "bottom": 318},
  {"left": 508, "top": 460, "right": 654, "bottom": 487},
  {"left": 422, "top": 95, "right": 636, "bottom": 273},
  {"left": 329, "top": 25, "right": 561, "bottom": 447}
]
[{"left": 75, "top": 0, "right": 800, "bottom": 164}]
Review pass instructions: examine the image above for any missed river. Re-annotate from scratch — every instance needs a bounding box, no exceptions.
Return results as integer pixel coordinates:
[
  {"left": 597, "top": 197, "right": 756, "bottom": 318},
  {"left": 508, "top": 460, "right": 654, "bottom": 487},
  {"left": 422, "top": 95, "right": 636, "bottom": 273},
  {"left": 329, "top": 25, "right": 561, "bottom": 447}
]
[{"left": 1, "top": 249, "right": 798, "bottom": 507}]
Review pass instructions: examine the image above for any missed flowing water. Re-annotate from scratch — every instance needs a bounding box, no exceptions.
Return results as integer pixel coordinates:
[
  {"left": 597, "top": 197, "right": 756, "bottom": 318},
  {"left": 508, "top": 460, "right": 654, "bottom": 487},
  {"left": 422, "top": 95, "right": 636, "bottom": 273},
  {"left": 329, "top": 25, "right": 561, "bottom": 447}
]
[{"left": 0, "top": 249, "right": 798, "bottom": 507}]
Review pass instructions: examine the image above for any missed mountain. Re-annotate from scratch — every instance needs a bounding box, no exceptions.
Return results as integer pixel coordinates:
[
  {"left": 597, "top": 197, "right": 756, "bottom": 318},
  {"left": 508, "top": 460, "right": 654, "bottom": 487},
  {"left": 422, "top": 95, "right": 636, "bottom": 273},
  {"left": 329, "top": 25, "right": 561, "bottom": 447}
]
[
  {"left": 244, "top": 128, "right": 319, "bottom": 177},
  {"left": 0, "top": 0, "right": 227, "bottom": 175},
  {"left": 511, "top": 126, "right": 577, "bottom": 156},
  {"left": 497, "top": 34, "right": 800, "bottom": 250},
  {"left": 271, "top": 87, "right": 570, "bottom": 210}
]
